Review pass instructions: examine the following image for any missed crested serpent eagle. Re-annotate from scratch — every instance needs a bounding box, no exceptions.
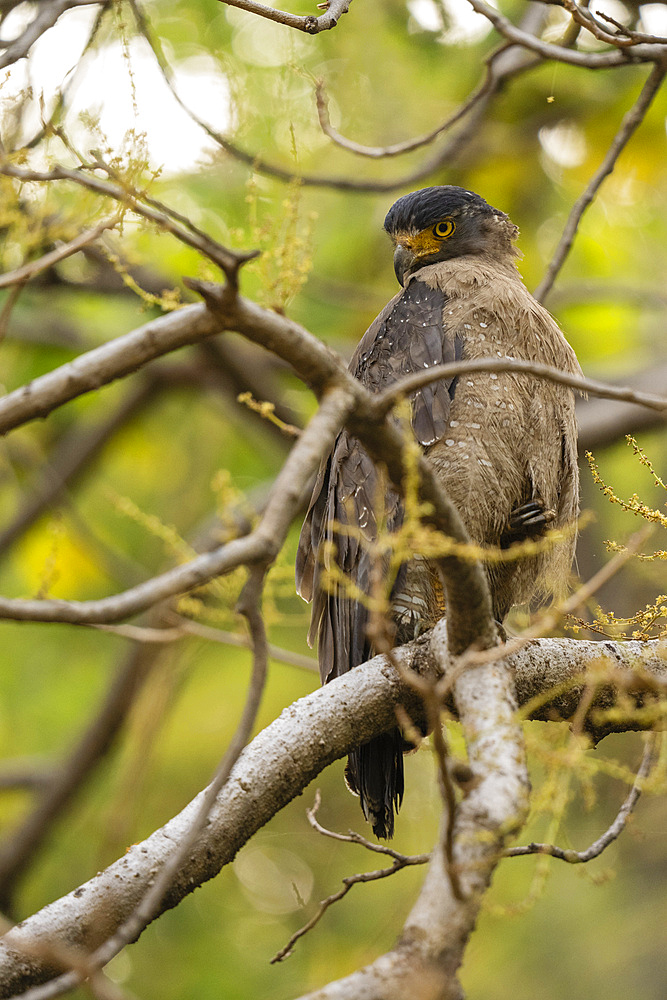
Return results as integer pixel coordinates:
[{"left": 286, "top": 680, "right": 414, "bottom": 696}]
[{"left": 296, "top": 186, "right": 581, "bottom": 838}]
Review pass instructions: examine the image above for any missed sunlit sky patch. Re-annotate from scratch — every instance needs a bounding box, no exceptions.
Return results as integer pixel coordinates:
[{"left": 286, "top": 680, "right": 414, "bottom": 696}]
[
  {"left": 407, "top": 0, "right": 494, "bottom": 45},
  {"left": 639, "top": 2, "right": 667, "bottom": 35},
  {"left": 539, "top": 121, "right": 588, "bottom": 169},
  {"left": 0, "top": 5, "right": 231, "bottom": 175}
]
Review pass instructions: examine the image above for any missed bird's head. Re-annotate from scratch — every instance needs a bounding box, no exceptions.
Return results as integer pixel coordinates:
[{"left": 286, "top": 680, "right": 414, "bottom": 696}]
[{"left": 384, "top": 186, "right": 520, "bottom": 285}]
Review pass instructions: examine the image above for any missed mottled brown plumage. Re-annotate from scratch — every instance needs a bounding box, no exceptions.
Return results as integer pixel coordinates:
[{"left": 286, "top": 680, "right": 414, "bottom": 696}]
[{"left": 296, "top": 186, "right": 581, "bottom": 838}]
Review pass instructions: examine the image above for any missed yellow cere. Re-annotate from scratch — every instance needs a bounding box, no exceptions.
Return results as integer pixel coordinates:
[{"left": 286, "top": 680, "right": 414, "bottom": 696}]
[{"left": 393, "top": 218, "right": 456, "bottom": 257}]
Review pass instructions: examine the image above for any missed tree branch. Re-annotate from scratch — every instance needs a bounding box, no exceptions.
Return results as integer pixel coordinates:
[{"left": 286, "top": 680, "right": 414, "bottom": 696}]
[
  {"left": 216, "top": 0, "right": 352, "bottom": 33},
  {"left": 1, "top": 632, "right": 664, "bottom": 995},
  {"left": 0, "top": 217, "right": 119, "bottom": 289},
  {"left": 0, "top": 302, "right": 221, "bottom": 436},
  {"left": 466, "top": 0, "right": 667, "bottom": 66},
  {"left": 0, "top": 0, "right": 104, "bottom": 71},
  {"left": 535, "top": 60, "right": 667, "bottom": 302},
  {"left": 313, "top": 71, "right": 495, "bottom": 159},
  {"left": 0, "top": 387, "right": 354, "bottom": 623},
  {"left": 129, "top": 0, "right": 540, "bottom": 192},
  {"left": 0, "top": 161, "right": 256, "bottom": 282},
  {"left": 506, "top": 732, "right": 659, "bottom": 862}
]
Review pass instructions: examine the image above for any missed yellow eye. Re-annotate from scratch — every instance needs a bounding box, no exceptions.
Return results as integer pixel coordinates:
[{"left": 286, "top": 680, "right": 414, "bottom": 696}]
[{"left": 432, "top": 219, "right": 455, "bottom": 239}]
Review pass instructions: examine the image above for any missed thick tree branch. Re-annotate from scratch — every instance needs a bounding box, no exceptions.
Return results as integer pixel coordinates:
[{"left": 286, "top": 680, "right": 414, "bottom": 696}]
[
  {"left": 0, "top": 632, "right": 664, "bottom": 995},
  {"left": 0, "top": 303, "right": 221, "bottom": 436}
]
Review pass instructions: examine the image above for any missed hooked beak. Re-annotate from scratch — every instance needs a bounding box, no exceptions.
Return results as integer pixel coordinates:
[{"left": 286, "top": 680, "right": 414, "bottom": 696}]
[{"left": 393, "top": 243, "right": 416, "bottom": 286}]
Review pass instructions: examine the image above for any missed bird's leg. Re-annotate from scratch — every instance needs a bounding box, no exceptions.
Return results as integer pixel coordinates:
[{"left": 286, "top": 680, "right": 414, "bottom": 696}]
[{"left": 501, "top": 497, "right": 556, "bottom": 548}]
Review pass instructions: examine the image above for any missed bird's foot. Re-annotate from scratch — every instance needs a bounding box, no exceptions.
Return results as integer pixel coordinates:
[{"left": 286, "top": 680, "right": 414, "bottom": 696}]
[{"left": 501, "top": 498, "right": 556, "bottom": 548}]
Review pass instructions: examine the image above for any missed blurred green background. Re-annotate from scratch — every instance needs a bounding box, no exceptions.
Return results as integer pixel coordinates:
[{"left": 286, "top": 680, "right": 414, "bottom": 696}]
[{"left": 1, "top": 0, "right": 667, "bottom": 995}]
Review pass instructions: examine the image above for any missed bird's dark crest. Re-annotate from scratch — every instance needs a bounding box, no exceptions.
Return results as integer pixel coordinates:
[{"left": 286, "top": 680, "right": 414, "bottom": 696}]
[{"left": 384, "top": 185, "right": 508, "bottom": 235}]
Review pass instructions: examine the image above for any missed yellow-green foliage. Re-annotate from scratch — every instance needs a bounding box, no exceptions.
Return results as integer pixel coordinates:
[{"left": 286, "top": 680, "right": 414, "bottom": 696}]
[
  {"left": 234, "top": 172, "right": 316, "bottom": 312},
  {"left": 575, "top": 439, "right": 667, "bottom": 639}
]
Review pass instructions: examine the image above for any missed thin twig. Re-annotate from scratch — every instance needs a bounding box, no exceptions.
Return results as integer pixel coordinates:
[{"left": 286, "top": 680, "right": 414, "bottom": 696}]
[
  {"left": 374, "top": 357, "right": 667, "bottom": 416},
  {"left": 0, "top": 217, "right": 119, "bottom": 289},
  {"left": 535, "top": 61, "right": 667, "bottom": 301},
  {"left": 466, "top": 0, "right": 667, "bottom": 66},
  {"left": 558, "top": 0, "right": 636, "bottom": 48},
  {"left": 0, "top": 0, "right": 103, "bottom": 71},
  {"left": 93, "top": 617, "right": 319, "bottom": 672},
  {"left": 314, "top": 72, "right": 494, "bottom": 159},
  {"left": 0, "top": 161, "right": 256, "bottom": 281},
  {"left": 596, "top": 10, "right": 667, "bottom": 45},
  {"left": 129, "top": 0, "right": 538, "bottom": 192},
  {"left": 506, "top": 733, "right": 660, "bottom": 861},
  {"left": 217, "top": 0, "right": 351, "bottom": 34},
  {"left": 270, "top": 791, "right": 430, "bottom": 963}
]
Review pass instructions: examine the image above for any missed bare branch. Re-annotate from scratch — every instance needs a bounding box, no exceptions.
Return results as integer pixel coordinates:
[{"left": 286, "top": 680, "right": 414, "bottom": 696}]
[
  {"left": 0, "top": 0, "right": 104, "bottom": 71},
  {"left": 0, "top": 634, "right": 665, "bottom": 994},
  {"left": 373, "top": 357, "right": 667, "bottom": 416},
  {"left": 557, "top": 0, "right": 637, "bottom": 48},
  {"left": 0, "top": 161, "right": 256, "bottom": 281},
  {"left": 91, "top": 618, "right": 318, "bottom": 671},
  {"left": 10, "top": 568, "right": 272, "bottom": 1000},
  {"left": 271, "top": 792, "right": 430, "bottom": 963},
  {"left": 596, "top": 10, "right": 667, "bottom": 45},
  {"left": 216, "top": 0, "right": 352, "bottom": 33},
  {"left": 0, "top": 217, "right": 119, "bottom": 289},
  {"left": 305, "top": 790, "right": 430, "bottom": 861},
  {"left": 313, "top": 72, "right": 494, "bottom": 159},
  {"left": 506, "top": 733, "right": 660, "bottom": 861},
  {"left": 465, "top": 0, "right": 667, "bottom": 66},
  {"left": 174, "top": 619, "right": 318, "bottom": 672},
  {"left": 535, "top": 61, "right": 667, "bottom": 301},
  {"left": 0, "top": 303, "right": 221, "bottom": 435},
  {"left": 1, "top": 282, "right": 665, "bottom": 631},
  {"left": 0, "top": 387, "right": 354, "bottom": 623},
  {"left": 129, "top": 0, "right": 539, "bottom": 192}
]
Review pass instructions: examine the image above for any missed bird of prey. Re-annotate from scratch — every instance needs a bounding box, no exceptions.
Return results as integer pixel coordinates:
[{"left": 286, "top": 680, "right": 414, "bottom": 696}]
[{"left": 296, "top": 186, "right": 581, "bottom": 838}]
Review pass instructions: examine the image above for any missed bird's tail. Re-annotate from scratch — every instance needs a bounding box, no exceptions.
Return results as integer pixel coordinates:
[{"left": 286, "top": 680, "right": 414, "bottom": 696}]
[{"left": 345, "top": 730, "right": 405, "bottom": 839}]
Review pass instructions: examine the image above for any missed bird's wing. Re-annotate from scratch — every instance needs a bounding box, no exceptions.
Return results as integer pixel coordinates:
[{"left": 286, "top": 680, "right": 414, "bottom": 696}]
[{"left": 296, "top": 278, "right": 461, "bottom": 684}]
